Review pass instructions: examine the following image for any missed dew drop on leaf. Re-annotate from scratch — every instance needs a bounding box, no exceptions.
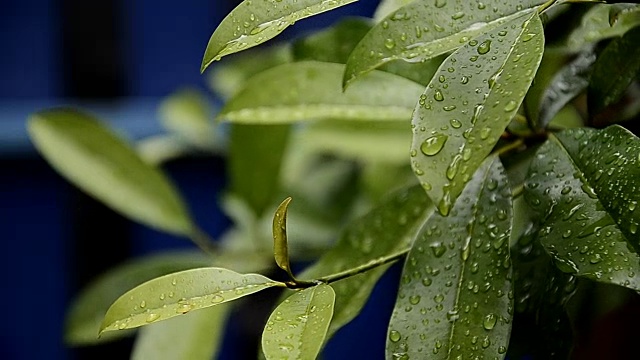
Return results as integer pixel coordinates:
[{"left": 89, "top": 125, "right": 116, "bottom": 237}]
[{"left": 420, "top": 134, "right": 448, "bottom": 156}]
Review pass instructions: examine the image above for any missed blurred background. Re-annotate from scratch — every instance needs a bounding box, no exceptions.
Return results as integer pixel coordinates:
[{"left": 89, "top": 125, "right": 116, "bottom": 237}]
[{"left": 0, "top": 1, "right": 382, "bottom": 359}]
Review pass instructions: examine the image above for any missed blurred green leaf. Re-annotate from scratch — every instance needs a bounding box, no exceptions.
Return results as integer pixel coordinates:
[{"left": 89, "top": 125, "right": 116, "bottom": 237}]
[
  {"left": 292, "top": 17, "right": 373, "bottom": 64},
  {"left": 201, "top": 0, "right": 356, "bottom": 70},
  {"left": 100, "top": 268, "right": 284, "bottom": 333},
  {"left": 567, "top": 3, "right": 640, "bottom": 51},
  {"left": 158, "top": 88, "right": 217, "bottom": 150},
  {"left": 411, "top": 10, "right": 544, "bottom": 216},
  {"left": 219, "top": 61, "right": 424, "bottom": 124},
  {"left": 229, "top": 124, "right": 290, "bottom": 217},
  {"left": 538, "top": 49, "right": 596, "bottom": 129},
  {"left": 64, "top": 251, "right": 212, "bottom": 345},
  {"left": 297, "top": 120, "right": 411, "bottom": 164},
  {"left": 297, "top": 185, "right": 434, "bottom": 338},
  {"left": 208, "top": 44, "right": 292, "bottom": 99},
  {"left": 525, "top": 126, "right": 640, "bottom": 290},
  {"left": 343, "top": 1, "right": 546, "bottom": 87},
  {"left": 588, "top": 25, "right": 640, "bottom": 115},
  {"left": 262, "top": 284, "right": 335, "bottom": 360},
  {"left": 387, "top": 157, "right": 513, "bottom": 360},
  {"left": 28, "top": 109, "right": 195, "bottom": 236},
  {"left": 131, "top": 305, "right": 229, "bottom": 360}
]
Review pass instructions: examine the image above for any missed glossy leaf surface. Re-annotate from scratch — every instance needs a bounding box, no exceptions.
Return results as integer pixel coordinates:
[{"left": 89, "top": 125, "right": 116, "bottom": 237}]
[
  {"left": 28, "top": 109, "right": 194, "bottom": 236},
  {"left": 537, "top": 49, "right": 595, "bottom": 129},
  {"left": 567, "top": 3, "right": 640, "bottom": 51},
  {"left": 201, "top": 0, "right": 356, "bottom": 70},
  {"left": 343, "top": 1, "right": 546, "bottom": 87},
  {"left": 588, "top": 26, "right": 640, "bottom": 115},
  {"left": 298, "top": 185, "right": 433, "bottom": 337},
  {"left": 132, "top": 305, "right": 229, "bottom": 360},
  {"left": 65, "top": 252, "right": 212, "bottom": 345},
  {"left": 411, "top": 10, "right": 544, "bottom": 216},
  {"left": 525, "top": 126, "right": 640, "bottom": 290},
  {"left": 387, "top": 157, "right": 513, "bottom": 360},
  {"left": 101, "top": 268, "right": 283, "bottom": 333},
  {"left": 219, "top": 61, "right": 424, "bottom": 123},
  {"left": 262, "top": 284, "right": 335, "bottom": 360},
  {"left": 373, "top": 0, "right": 415, "bottom": 21}
]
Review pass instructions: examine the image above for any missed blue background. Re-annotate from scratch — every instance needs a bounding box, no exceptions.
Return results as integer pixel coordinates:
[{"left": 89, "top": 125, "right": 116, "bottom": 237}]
[{"left": 0, "top": 1, "right": 398, "bottom": 360}]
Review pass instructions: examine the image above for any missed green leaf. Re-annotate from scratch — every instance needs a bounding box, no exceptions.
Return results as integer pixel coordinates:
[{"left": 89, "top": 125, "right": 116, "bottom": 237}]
[
  {"left": 64, "top": 252, "right": 212, "bottom": 345},
  {"left": 525, "top": 126, "right": 640, "bottom": 291},
  {"left": 27, "top": 109, "right": 195, "bottom": 236},
  {"left": 410, "top": 10, "right": 544, "bottom": 216},
  {"left": 262, "top": 284, "right": 335, "bottom": 360},
  {"left": 296, "top": 120, "right": 411, "bottom": 164},
  {"left": 131, "top": 305, "right": 229, "bottom": 360},
  {"left": 201, "top": 0, "right": 357, "bottom": 70},
  {"left": 537, "top": 49, "right": 596, "bottom": 129},
  {"left": 100, "top": 268, "right": 284, "bottom": 333},
  {"left": 343, "top": 1, "right": 546, "bottom": 87},
  {"left": 229, "top": 124, "right": 290, "bottom": 217},
  {"left": 292, "top": 17, "right": 373, "bottom": 64},
  {"left": 158, "top": 88, "right": 216, "bottom": 150},
  {"left": 208, "top": 44, "right": 293, "bottom": 100},
  {"left": 273, "top": 197, "right": 295, "bottom": 280},
  {"left": 588, "top": 25, "right": 640, "bottom": 115},
  {"left": 218, "top": 61, "right": 424, "bottom": 123},
  {"left": 298, "top": 185, "right": 434, "bottom": 338},
  {"left": 373, "top": 0, "right": 415, "bottom": 22},
  {"left": 567, "top": 3, "right": 640, "bottom": 51},
  {"left": 386, "top": 156, "right": 513, "bottom": 360}
]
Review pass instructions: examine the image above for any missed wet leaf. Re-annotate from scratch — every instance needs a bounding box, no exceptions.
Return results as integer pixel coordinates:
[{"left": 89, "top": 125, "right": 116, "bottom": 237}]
[
  {"left": 64, "top": 252, "right": 212, "bottom": 345},
  {"left": 588, "top": 25, "right": 640, "bottom": 115},
  {"left": 218, "top": 61, "right": 424, "bottom": 123},
  {"left": 410, "top": 10, "right": 544, "bottom": 216},
  {"left": 27, "top": 109, "right": 195, "bottom": 236},
  {"left": 100, "top": 268, "right": 284, "bottom": 333},
  {"left": 262, "top": 284, "right": 335, "bottom": 360},
  {"left": 343, "top": 1, "right": 546, "bottom": 87},
  {"left": 387, "top": 157, "right": 513, "bottom": 360},
  {"left": 273, "top": 197, "right": 295, "bottom": 279},
  {"left": 567, "top": 3, "right": 640, "bottom": 51},
  {"left": 537, "top": 49, "right": 596, "bottom": 129},
  {"left": 525, "top": 126, "right": 640, "bottom": 291},
  {"left": 292, "top": 17, "right": 373, "bottom": 64},
  {"left": 509, "top": 203, "right": 577, "bottom": 359},
  {"left": 298, "top": 185, "right": 434, "bottom": 338},
  {"left": 229, "top": 124, "right": 290, "bottom": 217},
  {"left": 373, "top": 0, "right": 415, "bottom": 22},
  {"left": 201, "top": 0, "right": 356, "bottom": 71},
  {"left": 132, "top": 305, "right": 229, "bottom": 360}
]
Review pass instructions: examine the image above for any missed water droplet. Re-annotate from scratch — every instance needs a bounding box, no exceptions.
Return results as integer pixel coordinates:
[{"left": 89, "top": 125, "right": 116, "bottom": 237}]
[
  {"left": 384, "top": 38, "right": 396, "bottom": 49},
  {"left": 420, "top": 134, "right": 448, "bottom": 156},
  {"left": 482, "top": 313, "right": 498, "bottom": 330},
  {"left": 409, "top": 295, "right": 421, "bottom": 305},
  {"left": 522, "top": 33, "right": 537, "bottom": 42},
  {"left": 146, "top": 313, "right": 160, "bottom": 323},
  {"left": 422, "top": 277, "right": 432, "bottom": 286},
  {"left": 477, "top": 40, "right": 491, "bottom": 54},
  {"left": 504, "top": 100, "right": 518, "bottom": 112},
  {"left": 562, "top": 230, "right": 572, "bottom": 239},
  {"left": 482, "top": 336, "right": 491, "bottom": 348},
  {"left": 431, "top": 243, "right": 447, "bottom": 257},
  {"left": 451, "top": 11, "right": 465, "bottom": 20},
  {"left": 139, "top": 300, "right": 146, "bottom": 309},
  {"left": 460, "top": 76, "right": 469, "bottom": 84},
  {"left": 589, "top": 253, "right": 603, "bottom": 264},
  {"left": 389, "top": 330, "right": 402, "bottom": 342},
  {"left": 480, "top": 127, "right": 491, "bottom": 140},
  {"left": 211, "top": 295, "right": 224, "bottom": 303},
  {"left": 434, "top": 89, "right": 445, "bottom": 101},
  {"left": 449, "top": 119, "right": 462, "bottom": 128},
  {"left": 443, "top": 105, "right": 457, "bottom": 111},
  {"left": 498, "top": 30, "right": 507, "bottom": 36},
  {"left": 446, "top": 154, "right": 463, "bottom": 180},
  {"left": 435, "top": 0, "right": 447, "bottom": 8},
  {"left": 434, "top": 294, "right": 445, "bottom": 303}
]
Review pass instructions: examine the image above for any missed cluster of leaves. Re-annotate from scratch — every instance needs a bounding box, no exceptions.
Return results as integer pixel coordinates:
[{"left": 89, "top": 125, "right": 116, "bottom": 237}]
[{"left": 27, "top": 0, "right": 640, "bottom": 359}]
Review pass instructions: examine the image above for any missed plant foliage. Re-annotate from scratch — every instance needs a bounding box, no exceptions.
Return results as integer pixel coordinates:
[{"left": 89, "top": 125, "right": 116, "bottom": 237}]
[{"left": 28, "top": 0, "right": 640, "bottom": 359}]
